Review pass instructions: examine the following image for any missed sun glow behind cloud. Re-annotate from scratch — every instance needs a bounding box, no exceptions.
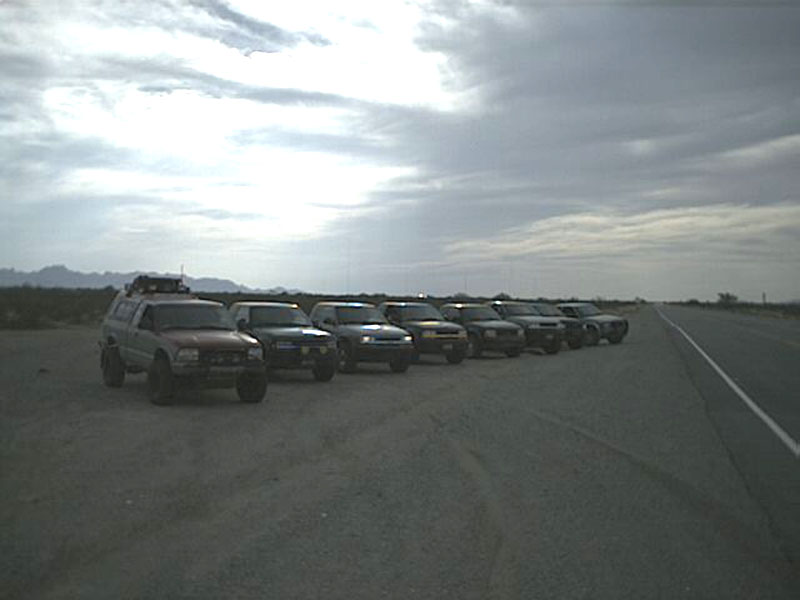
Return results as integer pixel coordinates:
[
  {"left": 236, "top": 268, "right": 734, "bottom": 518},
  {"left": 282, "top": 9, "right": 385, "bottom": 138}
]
[{"left": 17, "top": 0, "right": 466, "bottom": 246}]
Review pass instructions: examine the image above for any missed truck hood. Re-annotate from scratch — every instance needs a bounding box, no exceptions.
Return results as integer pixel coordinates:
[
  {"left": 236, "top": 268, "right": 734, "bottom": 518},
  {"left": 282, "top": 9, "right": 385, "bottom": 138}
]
[
  {"left": 506, "top": 316, "right": 563, "bottom": 327},
  {"left": 336, "top": 323, "right": 410, "bottom": 339},
  {"left": 467, "top": 320, "right": 520, "bottom": 331},
  {"left": 159, "top": 329, "right": 259, "bottom": 349},
  {"left": 400, "top": 320, "right": 464, "bottom": 332},
  {"left": 586, "top": 314, "right": 626, "bottom": 324},
  {"left": 251, "top": 326, "right": 332, "bottom": 343}
]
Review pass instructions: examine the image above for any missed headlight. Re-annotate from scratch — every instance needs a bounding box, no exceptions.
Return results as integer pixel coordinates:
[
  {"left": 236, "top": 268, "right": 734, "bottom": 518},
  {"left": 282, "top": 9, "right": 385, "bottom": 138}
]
[
  {"left": 247, "top": 347, "right": 263, "bottom": 360},
  {"left": 175, "top": 348, "right": 199, "bottom": 362},
  {"left": 361, "top": 335, "right": 375, "bottom": 343},
  {"left": 484, "top": 330, "right": 497, "bottom": 338},
  {"left": 403, "top": 335, "right": 413, "bottom": 342},
  {"left": 421, "top": 330, "right": 436, "bottom": 338},
  {"left": 456, "top": 330, "right": 467, "bottom": 339}
]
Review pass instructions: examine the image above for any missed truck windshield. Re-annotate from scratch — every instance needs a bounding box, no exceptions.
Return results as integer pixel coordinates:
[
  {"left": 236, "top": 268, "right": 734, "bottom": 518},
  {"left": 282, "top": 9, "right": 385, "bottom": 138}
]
[
  {"left": 250, "top": 306, "right": 312, "bottom": 327},
  {"left": 336, "top": 306, "right": 387, "bottom": 325},
  {"left": 398, "top": 305, "right": 443, "bottom": 321},
  {"left": 154, "top": 304, "right": 234, "bottom": 330},
  {"left": 461, "top": 306, "right": 501, "bottom": 321},
  {"left": 531, "top": 303, "right": 563, "bottom": 317},
  {"left": 577, "top": 304, "right": 601, "bottom": 317},
  {"left": 500, "top": 304, "right": 537, "bottom": 316}
]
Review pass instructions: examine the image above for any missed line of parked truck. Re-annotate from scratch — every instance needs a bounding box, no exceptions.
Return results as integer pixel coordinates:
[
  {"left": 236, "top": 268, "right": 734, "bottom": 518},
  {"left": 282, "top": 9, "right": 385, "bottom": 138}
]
[{"left": 99, "top": 276, "right": 629, "bottom": 405}]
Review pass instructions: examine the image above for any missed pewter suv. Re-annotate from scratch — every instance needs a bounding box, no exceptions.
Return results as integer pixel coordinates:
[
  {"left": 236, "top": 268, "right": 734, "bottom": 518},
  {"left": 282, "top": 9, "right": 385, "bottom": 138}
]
[
  {"left": 556, "top": 302, "right": 628, "bottom": 346},
  {"left": 230, "top": 302, "right": 338, "bottom": 382},
  {"left": 310, "top": 302, "right": 415, "bottom": 373},
  {"left": 379, "top": 301, "right": 469, "bottom": 364},
  {"left": 100, "top": 276, "right": 266, "bottom": 405},
  {"left": 529, "top": 302, "right": 585, "bottom": 350},
  {"left": 488, "top": 300, "right": 565, "bottom": 355}
]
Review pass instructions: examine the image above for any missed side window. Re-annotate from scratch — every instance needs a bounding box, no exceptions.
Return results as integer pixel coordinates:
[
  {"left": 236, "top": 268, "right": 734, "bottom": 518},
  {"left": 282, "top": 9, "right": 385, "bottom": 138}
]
[
  {"left": 385, "top": 306, "right": 400, "bottom": 322},
  {"left": 138, "top": 306, "right": 155, "bottom": 330},
  {"left": 311, "top": 306, "right": 325, "bottom": 324},
  {"left": 234, "top": 306, "right": 248, "bottom": 324},
  {"left": 111, "top": 300, "right": 135, "bottom": 322}
]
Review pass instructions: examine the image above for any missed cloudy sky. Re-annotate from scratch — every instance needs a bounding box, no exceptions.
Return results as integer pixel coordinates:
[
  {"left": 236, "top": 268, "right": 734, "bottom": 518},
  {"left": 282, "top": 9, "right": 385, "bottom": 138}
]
[{"left": 1, "top": 0, "right": 798, "bottom": 301}]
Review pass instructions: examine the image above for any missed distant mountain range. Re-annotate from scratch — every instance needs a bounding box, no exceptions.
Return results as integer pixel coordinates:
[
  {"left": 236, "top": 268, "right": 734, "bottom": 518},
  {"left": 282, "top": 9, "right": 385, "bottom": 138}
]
[{"left": 0, "top": 265, "right": 300, "bottom": 294}]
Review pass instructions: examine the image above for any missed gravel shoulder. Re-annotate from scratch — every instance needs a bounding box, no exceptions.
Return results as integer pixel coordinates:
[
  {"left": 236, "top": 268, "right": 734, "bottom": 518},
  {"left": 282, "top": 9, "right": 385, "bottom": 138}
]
[{"left": 1, "top": 307, "right": 797, "bottom": 599}]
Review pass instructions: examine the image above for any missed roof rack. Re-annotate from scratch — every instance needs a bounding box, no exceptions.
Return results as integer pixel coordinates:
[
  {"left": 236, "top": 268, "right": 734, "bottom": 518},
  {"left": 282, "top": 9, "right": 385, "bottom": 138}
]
[{"left": 125, "top": 275, "right": 192, "bottom": 296}]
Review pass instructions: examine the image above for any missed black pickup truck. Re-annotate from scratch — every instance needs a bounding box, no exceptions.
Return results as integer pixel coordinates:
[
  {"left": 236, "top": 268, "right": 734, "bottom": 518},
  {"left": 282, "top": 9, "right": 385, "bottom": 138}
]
[
  {"left": 229, "top": 301, "right": 338, "bottom": 381},
  {"left": 439, "top": 303, "right": 526, "bottom": 358}
]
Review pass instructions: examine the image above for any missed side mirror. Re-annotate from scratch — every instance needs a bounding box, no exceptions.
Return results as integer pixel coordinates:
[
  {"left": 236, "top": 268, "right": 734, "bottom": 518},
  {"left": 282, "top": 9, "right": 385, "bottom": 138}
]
[{"left": 237, "top": 318, "right": 247, "bottom": 331}]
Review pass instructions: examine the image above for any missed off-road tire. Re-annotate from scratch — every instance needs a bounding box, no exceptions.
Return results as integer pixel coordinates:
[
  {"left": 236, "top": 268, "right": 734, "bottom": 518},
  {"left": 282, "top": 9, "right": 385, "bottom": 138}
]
[
  {"left": 312, "top": 361, "right": 336, "bottom": 382},
  {"left": 445, "top": 350, "right": 465, "bottom": 365},
  {"left": 338, "top": 343, "right": 357, "bottom": 374},
  {"left": 389, "top": 355, "right": 410, "bottom": 373},
  {"left": 585, "top": 327, "right": 600, "bottom": 347},
  {"left": 237, "top": 371, "right": 267, "bottom": 403},
  {"left": 101, "top": 346, "right": 125, "bottom": 388},
  {"left": 545, "top": 339, "right": 561, "bottom": 355},
  {"left": 567, "top": 337, "right": 584, "bottom": 350},
  {"left": 467, "top": 334, "right": 483, "bottom": 358},
  {"left": 608, "top": 333, "right": 624, "bottom": 345},
  {"left": 148, "top": 356, "right": 174, "bottom": 405}
]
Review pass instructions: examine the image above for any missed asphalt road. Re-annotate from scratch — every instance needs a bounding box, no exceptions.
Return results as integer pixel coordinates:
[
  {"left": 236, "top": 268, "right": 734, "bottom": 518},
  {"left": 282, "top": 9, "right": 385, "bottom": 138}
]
[
  {"left": 2, "top": 306, "right": 798, "bottom": 599},
  {"left": 656, "top": 304, "right": 800, "bottom": 567}
]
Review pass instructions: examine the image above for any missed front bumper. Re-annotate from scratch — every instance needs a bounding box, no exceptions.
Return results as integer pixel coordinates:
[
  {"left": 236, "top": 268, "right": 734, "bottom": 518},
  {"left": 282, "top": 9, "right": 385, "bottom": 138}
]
[
  {"left": 415, "top": 337, "right": 469, "bottom": 355},
  {"left": 599, "top": 320, "right": 628, "bottom": 339},
  {"left": 171, "top": 361, "right": 264, "bottom": 387},
  {"left": 524, "top": 328, "right": 563, "bottom": 348},
  {"left": 266, "top": 344, "right": 338, "bottom": 369},
  {"left": 353, "top": 342, "right": 415, "bottom": 362},
  {"left": 480, "top": 335, "right": 526, "bottom": 352}
]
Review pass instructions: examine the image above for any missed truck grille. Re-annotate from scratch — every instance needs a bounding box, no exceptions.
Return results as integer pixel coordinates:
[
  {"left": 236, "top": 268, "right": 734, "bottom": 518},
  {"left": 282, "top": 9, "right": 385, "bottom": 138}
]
[
  {"left": 435, "top": 330, "right": 462, "bottom": 338},
  {"left": 201, "top": 350, "right": 245, "bottom": 366},
  {"left": 497, "top": 329, "right": 518, "bottom": 337}
]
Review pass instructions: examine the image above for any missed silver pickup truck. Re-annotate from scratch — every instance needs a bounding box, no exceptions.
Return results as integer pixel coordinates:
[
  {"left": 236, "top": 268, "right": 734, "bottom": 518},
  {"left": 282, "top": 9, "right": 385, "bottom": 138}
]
[{"left": 99, "top": 276, "right": 266, "bottom": 405}]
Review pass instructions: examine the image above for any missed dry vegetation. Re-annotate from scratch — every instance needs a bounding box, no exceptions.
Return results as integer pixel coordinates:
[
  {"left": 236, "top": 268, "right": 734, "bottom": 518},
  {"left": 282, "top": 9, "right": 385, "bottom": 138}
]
[{"left": 0, "top": 287, "right": 641, "bottom": 329}]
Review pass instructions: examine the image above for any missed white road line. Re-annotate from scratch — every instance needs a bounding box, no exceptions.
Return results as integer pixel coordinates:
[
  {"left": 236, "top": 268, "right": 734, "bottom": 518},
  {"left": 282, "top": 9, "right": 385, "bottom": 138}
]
[{"left": 657, "top": 306, "right": 800, "bottom": 459}]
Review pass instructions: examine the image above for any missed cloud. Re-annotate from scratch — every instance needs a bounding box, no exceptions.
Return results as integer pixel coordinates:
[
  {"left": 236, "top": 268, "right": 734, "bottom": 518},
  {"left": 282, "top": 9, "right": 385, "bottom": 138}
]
[
  {"left": 187, "top": 0, "right": 330, "bottom": 53},
  {"left": 445, "top": 203, "right": 800, "bottom": 265}
]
